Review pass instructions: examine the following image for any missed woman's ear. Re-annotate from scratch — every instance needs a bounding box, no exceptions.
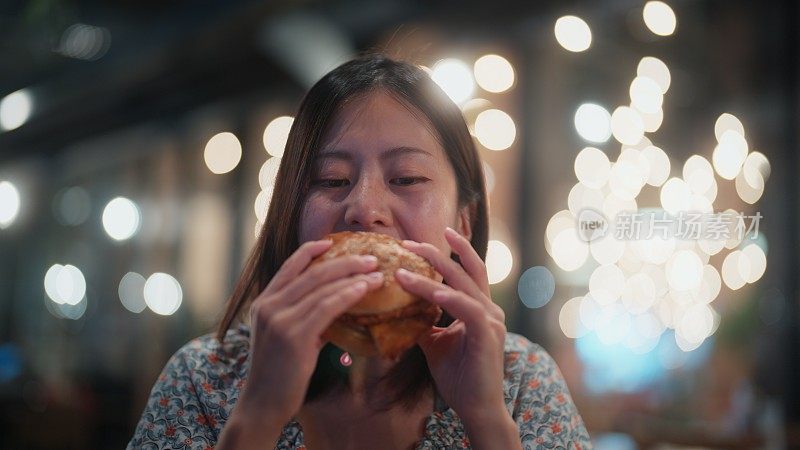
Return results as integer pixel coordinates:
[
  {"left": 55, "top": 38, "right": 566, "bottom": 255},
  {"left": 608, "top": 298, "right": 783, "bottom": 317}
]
[{"left": 456, "top": 202, "right": 474, "bottom": 242}]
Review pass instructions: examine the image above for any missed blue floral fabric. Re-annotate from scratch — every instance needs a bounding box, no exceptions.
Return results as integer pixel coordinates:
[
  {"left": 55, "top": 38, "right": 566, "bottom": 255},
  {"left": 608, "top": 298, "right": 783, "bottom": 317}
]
[{"left": 127, "top": 323, "right": 593, "bottom": 449}]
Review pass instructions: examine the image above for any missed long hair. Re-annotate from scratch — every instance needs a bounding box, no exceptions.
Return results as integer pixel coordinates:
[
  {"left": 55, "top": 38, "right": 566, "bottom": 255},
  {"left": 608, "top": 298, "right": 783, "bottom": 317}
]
[{"left": 216, "top": 51, "right": 489, "bottom": 412}]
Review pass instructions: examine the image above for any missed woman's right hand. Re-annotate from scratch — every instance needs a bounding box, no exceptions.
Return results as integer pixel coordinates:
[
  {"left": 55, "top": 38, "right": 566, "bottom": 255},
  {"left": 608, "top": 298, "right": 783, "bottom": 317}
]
[{"left": 233, "top": 238, "right": 384, "bottom": 427}]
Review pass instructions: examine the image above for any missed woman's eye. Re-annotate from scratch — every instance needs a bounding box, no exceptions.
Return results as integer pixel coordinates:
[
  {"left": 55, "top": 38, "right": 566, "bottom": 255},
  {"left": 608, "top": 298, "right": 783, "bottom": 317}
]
[
  {"left": 392, "top": 177, "right": 427, "bottom": 186},
  {"left": 314, "top": 179, "right": 349, "bottom": 188}
]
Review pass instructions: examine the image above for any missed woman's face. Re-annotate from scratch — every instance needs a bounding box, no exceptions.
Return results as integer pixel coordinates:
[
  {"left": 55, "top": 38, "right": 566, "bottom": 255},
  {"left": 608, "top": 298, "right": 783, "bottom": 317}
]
[{"left": 298, "top": 90, "right": 471, "bottom": 258}]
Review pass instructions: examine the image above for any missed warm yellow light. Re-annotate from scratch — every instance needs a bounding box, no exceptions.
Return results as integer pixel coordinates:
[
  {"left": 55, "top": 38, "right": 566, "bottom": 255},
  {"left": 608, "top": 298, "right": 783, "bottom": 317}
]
[
  {"left": 712, "top": 130, "right": 748, "bottom": 180},
  {"left": 666, "top": 250, "right": 703, "bottom": 292},
  {"left": 629, "top": 76, "right": 663, "bottom": 114},
  {"left": 551, "top": 228, "right": 589, "bottom": 271},
  {"left": 474, "top": 109, "right": 516, "bottom": 150},
  {"left": 559, "top": 297, "right": 588, "bottom": 339},
  {"left": 263, "top": 116, "right": 294, "bottom": 158},
  {"left": 474, "top": 54, "right": 515, "bottom": 93},
  {"left": 589, "top": 264, "right": 625, "bottom": 305},
  {"left": 682, "top": 155, "right": 714, "bottom": 195},
  {"left": 204, "top": 132, "right": 242, "bottom": 174},
  {"left": 0, "top": 181, "right": 20, "bottom": 228},
  {"left": 554, "top": 16, "right": 592, "bottom": 52},
  {"left": 714, "top": 113, "right": 745, "bottom": 142},
  {"left": 574, "top": 103, "right": 612, "bottom": 143},
  {"left": 258, "top": 157, "right": 282, "bottom": 190},
  {"left": 574, "top": 147, "right": 610, "bottom": 189},
  {"left": 643, "top": 1, "right": 677, "bottom": 36},
  {"left": 432, "top": 58, "right": 475, "bottom": 105},
  {"left": 641, "top": 145, "right": 671, "bottom": 186},
  {"left": 486, "top": 240, "right": 513, "bottom": 284},
  {"left": 637, "top": 57, "right": 671, "bottom": 93},
  {"left": 660, "top": 177, "right": 693, "bottom": 215},
  {"left": 611, "top": 106, "right": 645, "bottom": 145}
]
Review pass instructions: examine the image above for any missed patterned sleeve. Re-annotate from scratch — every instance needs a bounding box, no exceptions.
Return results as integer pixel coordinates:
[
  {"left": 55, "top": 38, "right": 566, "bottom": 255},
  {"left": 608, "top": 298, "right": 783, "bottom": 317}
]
[
  {"left": 510, "top": 338, "right": 593, "bottom": 450},
  {"left": 126, "top": 343, "right": 217, "bottom": 450}
]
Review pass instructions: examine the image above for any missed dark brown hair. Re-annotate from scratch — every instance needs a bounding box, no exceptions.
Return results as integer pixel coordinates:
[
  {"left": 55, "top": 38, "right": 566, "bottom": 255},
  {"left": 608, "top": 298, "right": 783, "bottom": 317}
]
[{"left": 216, "top": 51, "right": 489, "bottom": 411}]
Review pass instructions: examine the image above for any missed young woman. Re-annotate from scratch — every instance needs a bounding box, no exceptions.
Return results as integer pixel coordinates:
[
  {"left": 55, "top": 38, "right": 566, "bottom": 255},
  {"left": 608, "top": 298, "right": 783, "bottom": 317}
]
[{"left": 127, "top": 53, "right": 593, "bottom": 450}]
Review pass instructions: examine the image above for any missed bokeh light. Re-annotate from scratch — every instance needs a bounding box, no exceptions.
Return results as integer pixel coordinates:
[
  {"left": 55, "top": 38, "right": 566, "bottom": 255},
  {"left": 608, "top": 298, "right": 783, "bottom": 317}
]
[
  {"left": 712, "top": 130, "right": 748, "bottom": 180},
  {"left": 0, "top": 89, "right": 33, "bottom": 131},
  {"left": 263, "top": 116, "right": 294, "bottom": 158},
  {"left": 44, "top": 264, "right": 86, "bottom": 306},
  {"left": 637, "top": 57, "right": 671, "bottom": 93},
  {"left": 474, "top": 109, "right": 516, "bottom": 150},
  {"left": 0, "top": 181, "right": 21, "bottom": 228},
  {"left": 102, "top": 197, "right": 141, "bottom": 241},
  {"left": 473, "top": 54, "right": 515, "bottom": 93},
  {"left": 486, "top": 240, "right": 513, "bottom": 284},
  {"left": 119, "top": 272, "right": 147, "bottom": 313},
  {"left": 204, "top": 132, "right": 242, "bottom": 174},
  {"left": 431, "top": 58, "right": 474, "bottom": 105},
  {"left": 643, "top": 1, "right": 677, "bottom": 36},
  {"left": 517, "top": 266, "right": 555, "bottom": 308},
  {"left": 574, "top": 103, "right": 612, "bottom": 143},
  {"left": 629, "top": 76, "right": 663, "bottom": 114},
  {"left": 574, "top": 147, "right": 610, "bottom": 189},
  {"left": 258, "top": 157, "right": 282, "bottom": 190},
  {"left": 611, "top": 106, "right": 645, "bottom": 145},
  {"left": 554, "top": 16, "right": 592, "bottom": 52},
  {"left": 143, "top": 272, "right": 183, "bottom": 315},
  {"left": 53, "top": 186, "right": 91, "bottom": 226}
]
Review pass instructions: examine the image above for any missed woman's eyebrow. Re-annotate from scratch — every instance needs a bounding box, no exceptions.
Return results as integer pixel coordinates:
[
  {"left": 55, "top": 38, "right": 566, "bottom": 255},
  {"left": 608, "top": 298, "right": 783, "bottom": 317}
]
[{"left": 315, "top": 146, "right": 433, "bottom": 162}]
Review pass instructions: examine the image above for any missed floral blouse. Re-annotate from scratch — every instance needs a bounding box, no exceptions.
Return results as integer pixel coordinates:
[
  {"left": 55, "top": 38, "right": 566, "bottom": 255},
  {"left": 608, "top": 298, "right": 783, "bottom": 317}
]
[{"left": 127, "top": 323, "right": 593, "bottom": 449}]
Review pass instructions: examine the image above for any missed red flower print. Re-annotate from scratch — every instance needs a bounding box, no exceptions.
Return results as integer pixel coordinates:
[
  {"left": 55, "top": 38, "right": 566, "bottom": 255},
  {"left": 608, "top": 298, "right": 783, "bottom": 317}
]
[
  {"left": 184, "top": 438, "right": 193, "bottom": 445},
  {"left": 528, "top": 378, "right": 541, "bottom": 390},
  {"left": 202, "top": 382, "right": 213, "bottom": 393},
  {"left": 551, "top": 423, "right": 562, "bottom": 434},
  {"left": 556, "top": 393, "right": 566, "bottom": 404},
  {"left": 196, "top": 414, "right": 217, "bottom": 428},
  {"left": 177, "top": 409, "right": 184, "bottom": 416},
  {"left": 522, "top": 409, "right": 532, "bottom": 422},
  {"left": 165, "top": 425, "right": 176, "bottom": 437},
  {"left": 461, "top": 437, "right": 470, "bottom": 447},
  {"left": 527, "top": 353, "right": 540, "bottom": 364},
  {"left": 159, "top": 397, "right": 169, "bottom": 407},
  {"left": 208, "top": 353, "right": 219, "bottom": 364},
  {"left": 506, "top": 352, "right": 520, "bottom": 363}
]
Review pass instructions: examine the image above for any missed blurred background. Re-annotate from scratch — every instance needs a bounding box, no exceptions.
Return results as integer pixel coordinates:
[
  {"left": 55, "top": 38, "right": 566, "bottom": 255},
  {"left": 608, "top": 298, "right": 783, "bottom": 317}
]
[{"left": 1, "top": 0, "right": 798, "bottom": 448}]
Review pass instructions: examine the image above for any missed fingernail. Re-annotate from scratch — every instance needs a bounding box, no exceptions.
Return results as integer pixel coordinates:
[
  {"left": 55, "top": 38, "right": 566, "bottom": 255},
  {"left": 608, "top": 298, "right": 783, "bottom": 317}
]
[
  {"left": 362, "top": 255, "right": 378, "bottom": 264},
  {"left": 401, "top": 240, "right": 416, "bottom": 247},
  {"left": 396, "top": 268, "right": 410, "bottom": 278},
  {"left": 445, "top": 227, "right": 456, "bottom": 236},
  {"left": 367, "top": 271, "right": 384, "bottom": 280}
]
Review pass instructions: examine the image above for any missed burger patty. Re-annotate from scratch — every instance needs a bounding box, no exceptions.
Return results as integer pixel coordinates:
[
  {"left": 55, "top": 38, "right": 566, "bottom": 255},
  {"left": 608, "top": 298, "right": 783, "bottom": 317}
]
[{"left": 337, "top": 300, "right": 440, "bottom": 326}]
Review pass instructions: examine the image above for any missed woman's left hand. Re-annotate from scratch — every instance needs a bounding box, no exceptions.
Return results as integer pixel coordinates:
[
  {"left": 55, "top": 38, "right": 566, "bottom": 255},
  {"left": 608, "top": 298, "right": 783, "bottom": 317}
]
[{"left": 395, "top": 227, "right": 508, "bottom": 425}]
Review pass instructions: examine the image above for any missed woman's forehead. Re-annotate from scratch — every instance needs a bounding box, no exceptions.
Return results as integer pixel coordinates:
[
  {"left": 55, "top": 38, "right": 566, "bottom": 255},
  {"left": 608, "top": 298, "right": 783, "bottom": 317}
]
[{"left": 320, "top": 91, "right": 443, "bottom": 157}]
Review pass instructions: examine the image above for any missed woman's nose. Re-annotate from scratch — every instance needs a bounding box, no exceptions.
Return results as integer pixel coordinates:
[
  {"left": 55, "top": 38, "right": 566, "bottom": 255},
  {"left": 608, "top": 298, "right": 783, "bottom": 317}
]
[{"left": 343, "top": 175, "right": 392, "bottom": 228}]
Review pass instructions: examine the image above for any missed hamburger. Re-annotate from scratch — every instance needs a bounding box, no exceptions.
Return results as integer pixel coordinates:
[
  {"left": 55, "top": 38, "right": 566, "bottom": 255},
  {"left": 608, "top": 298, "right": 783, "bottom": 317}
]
[{"left": 309, "top": 231, "right": 443, "bottom": 360}]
